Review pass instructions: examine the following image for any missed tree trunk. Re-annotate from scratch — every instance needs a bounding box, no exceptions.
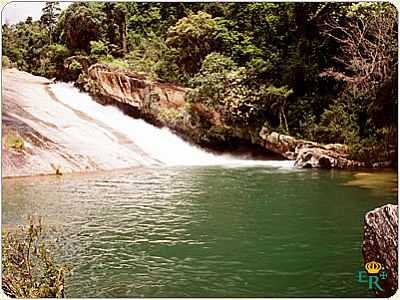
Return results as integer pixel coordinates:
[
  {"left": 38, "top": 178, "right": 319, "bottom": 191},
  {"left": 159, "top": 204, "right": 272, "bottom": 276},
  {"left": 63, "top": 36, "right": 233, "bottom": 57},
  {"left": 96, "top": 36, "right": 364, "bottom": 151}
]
[
  {"left": 120, "top": 19, "right": 127, "bottom": 54},
  {"left": 281, "top": 106, "right": 289, "bottom": 134}
]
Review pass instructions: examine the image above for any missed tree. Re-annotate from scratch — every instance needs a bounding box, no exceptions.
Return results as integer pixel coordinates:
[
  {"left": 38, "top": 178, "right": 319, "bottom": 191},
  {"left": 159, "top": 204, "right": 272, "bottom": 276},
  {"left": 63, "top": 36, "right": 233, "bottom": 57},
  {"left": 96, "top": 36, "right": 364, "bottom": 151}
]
[
  {"left": 40, "top": 2, "right": 61, "bottom": 44},
  {"left": 319, "top": 2, "right": 397, "bottom": 152},
  {"left": 103, "top": 3, "right": 128, "bottom": 55},
  {"left": 62, "top": 3, "right": 104, "bottom": 53},
  {"left": 321, "top": 3, "right": 397, "bottom": 96},
  {"left": 166, "top": 11, "right": 218, "bottom": 75},
  {"left": 189, "top": 52, "right": 237, "bottom": 106}
]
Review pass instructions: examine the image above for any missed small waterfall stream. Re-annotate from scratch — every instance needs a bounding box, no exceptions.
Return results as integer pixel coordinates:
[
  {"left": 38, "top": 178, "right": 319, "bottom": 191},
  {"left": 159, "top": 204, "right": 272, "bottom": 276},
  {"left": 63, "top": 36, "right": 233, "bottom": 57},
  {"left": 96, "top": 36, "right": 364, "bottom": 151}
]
[{"left": 49, "top": 82, "right": 294, "bottom": 168}]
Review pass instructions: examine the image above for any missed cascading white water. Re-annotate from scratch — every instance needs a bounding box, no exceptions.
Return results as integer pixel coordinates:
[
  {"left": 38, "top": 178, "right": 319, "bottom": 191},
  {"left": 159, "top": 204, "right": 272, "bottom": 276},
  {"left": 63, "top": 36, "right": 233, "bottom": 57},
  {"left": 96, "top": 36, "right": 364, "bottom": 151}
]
[{"left": 49, "top": 83, "right": 294, "bottom": 168}]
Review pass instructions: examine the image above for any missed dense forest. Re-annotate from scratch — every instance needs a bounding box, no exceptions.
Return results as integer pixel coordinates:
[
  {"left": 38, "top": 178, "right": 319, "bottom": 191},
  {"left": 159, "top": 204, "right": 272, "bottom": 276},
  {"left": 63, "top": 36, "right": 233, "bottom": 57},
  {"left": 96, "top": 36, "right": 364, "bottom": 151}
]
[{"left": 2, "top": 2, "right": 398, "bottom": 162}]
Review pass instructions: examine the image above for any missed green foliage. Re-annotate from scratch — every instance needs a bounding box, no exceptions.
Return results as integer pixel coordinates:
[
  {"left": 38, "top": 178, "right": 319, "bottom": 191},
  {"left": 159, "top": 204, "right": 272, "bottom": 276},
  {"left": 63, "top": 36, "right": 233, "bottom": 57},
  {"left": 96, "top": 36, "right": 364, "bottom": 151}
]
[
  {"left": 157, "top": 107, "right": 186, "bottom": 127},
  {"left": 124, "top": 33, "right": 179, "bottom": 82},
  {"left": 306, "top": 102, "right": 359, "bottom": 144},
  {"left": 2, "top": 217, "right": 69, "bottom": 298},
  {"left": 4, "top": 132, "right": 24, "bottom": 150},
  {"left": 67, "top": 59, "right": 82, "bottom": 72},
  {"left": 40, "top": 2, "right": 61, "bottom": 43},
  {"left": 166, "top": 11, "right": 218, "bottom": 75},
  {"left": 98, "top": 55, "right": 130, "bottom": 69},
  {"left": 2, "top": 55, "right": 11, "bottom": 68},
  {"left": 189, "top": 52, "right": 237, "bottom": 106},
  {"left": 62, "top": 3, "right": 104, "bottom": 53},
  {"left": 90, "top": 40, "right": 108, "bottom": 61},
  {"left": 43, "top": 43, "right": 70, "bottom": 78},
  {"left": 1, "top": 2, "right": 397, "bottom": 163}
]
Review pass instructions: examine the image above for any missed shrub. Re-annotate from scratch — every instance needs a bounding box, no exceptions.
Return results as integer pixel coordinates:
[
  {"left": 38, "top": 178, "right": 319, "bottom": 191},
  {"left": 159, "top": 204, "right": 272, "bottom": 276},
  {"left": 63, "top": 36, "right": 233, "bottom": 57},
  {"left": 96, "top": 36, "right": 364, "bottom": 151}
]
[
  {"left": 2, "top": 217, "right": 69, "bottom": 298},
  {"left": 67, "top": 59, "right": 82, "bottom": 72},
  {"left": 99, "top": 55, "right": 130, "bottom": 69},
  {"left": 90, "top": 40, "right": 108, "bottom": 61},
  {"left": 349, "top": 136, "right": 386, "bottom": 162},
  {"left": 4, "top": 132, "right": 24, "bottom": 150},
  {"left": 189, "top": 52, "right": 237, "bottom": 106},
  {"left": 306, "top": 102, "right": 360, "bottom": 144},
  {"left": 157, "top": 107, "right": 186, "bottom": 127},
  {"left": 2, "top": 56, "right": 11, "bottom": 68}
]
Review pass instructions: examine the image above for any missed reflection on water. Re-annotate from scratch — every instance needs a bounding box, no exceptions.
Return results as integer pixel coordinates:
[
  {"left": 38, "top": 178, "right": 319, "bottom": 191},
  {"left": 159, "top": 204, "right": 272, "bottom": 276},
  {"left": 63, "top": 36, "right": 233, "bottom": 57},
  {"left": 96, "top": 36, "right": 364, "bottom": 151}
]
[
  {"left": 343, "top": 171, "right": 398, "bottom": 195},
  {"left": 2, "top": 167, "right": 397, "bottom": 297}
]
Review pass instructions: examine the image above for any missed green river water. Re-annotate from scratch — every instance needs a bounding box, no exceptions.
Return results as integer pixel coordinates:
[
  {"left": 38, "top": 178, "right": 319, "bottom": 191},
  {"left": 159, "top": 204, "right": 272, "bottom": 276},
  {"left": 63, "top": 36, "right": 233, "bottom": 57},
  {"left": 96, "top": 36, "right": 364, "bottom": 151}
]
[{"left": 2, "top": 166, "right": 397, "bottom": 297}]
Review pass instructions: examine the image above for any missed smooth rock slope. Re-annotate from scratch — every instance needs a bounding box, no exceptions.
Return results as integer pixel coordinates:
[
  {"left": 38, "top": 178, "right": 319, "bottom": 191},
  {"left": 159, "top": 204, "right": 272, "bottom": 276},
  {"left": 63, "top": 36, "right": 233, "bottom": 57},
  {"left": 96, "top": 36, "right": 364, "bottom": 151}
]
[{"left": 2, "top": 69, "right": 157, "bottom": 177}]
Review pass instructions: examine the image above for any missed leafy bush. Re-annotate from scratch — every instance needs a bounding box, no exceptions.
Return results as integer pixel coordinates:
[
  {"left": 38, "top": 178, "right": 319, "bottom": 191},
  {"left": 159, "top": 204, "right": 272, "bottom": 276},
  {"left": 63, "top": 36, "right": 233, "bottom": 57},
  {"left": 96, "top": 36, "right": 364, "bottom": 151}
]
[
  {"left": 2, "top": 56, "right": 11, "bottom": 68},
  {"left": 349, "top": 136, "right": 385, "bottom": 162},
  {"left": 2, "top": 217, "right": 69, "bottom": 298},
  {"left": 189, "top": 52, "right": 236, "bottom": 106},
  {"left": 306, "top": 102, "right": 360, "bottom": 144},
  {"left": 99, "top": 55, "right": 130, "bottom": 69},
  {"left": 166, "top": 11, "right": 218, "bottom": 75},
  {"left": 125, "top": 33, "right": 180, "bottom": 82},
  {"left": 157, "top": 107, "right": 186, "bottom": 127},
  {"left": 4, "top": 132, "right": 24, "bottom": 150},
  {"left": 90, "top": 40, "right": 108, "bottom": 61},
  {"left": 67, "top": 59, "right": 82, "bottom": 72}
]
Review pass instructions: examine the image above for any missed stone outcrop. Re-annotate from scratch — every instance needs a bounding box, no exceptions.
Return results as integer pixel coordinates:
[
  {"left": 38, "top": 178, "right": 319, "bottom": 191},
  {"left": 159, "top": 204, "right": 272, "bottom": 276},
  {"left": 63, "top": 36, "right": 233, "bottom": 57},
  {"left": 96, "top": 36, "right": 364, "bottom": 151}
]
[
  {"left": 258, "top": 127, "right": 365, "bottom": 168},
  {"left": 85, "top": 64, "right": 245, "bottom": 149},
  {"left": 87, "top": 64, "right": 188, "bottom": 111},
  {"left": 294, "top": 146, "right": 365, "bottom": 169},
  {"left": 2, "top": 69, "right": 158, "bottom": 177},
  {"left": 362, "top": 204, "right": 398, "bottom": 297}
]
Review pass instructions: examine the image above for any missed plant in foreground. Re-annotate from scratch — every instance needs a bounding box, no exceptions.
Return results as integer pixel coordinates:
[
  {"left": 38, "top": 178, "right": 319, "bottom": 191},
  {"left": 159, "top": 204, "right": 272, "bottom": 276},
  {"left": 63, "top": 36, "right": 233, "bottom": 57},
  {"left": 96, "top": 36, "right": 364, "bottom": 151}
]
[{"left": 2, "top": 217, "right": 69, "bottom": 298}]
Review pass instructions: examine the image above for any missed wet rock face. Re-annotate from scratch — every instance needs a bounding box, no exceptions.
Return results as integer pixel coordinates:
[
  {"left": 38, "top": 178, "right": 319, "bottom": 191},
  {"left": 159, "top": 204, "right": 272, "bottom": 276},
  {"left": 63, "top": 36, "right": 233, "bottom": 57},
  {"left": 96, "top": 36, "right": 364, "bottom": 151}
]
[{"left": 363, "top": 204, "right": 398, "bottom": 297}]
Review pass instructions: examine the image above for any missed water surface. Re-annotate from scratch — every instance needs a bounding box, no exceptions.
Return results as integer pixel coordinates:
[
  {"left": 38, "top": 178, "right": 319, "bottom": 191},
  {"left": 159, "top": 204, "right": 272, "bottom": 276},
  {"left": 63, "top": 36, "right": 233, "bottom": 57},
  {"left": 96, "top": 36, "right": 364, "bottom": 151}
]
[{"left": 2, "top": 167, "right": 397, "bottom": 297}]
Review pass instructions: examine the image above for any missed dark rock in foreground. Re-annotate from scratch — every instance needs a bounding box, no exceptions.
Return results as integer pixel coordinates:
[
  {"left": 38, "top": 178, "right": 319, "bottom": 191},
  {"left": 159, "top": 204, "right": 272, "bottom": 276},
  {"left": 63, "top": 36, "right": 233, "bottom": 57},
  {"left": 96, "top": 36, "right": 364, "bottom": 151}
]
[{"left": 362, "top": 204, "right": 398, "bottom": 297}]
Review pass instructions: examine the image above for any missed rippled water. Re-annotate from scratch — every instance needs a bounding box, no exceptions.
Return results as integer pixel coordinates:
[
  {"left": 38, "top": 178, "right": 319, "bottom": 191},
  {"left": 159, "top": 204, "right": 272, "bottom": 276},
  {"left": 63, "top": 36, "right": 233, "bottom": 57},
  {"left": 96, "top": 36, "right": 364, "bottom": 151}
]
[{"left": 2, "top": 167, "right": 397, "bottom": 297}]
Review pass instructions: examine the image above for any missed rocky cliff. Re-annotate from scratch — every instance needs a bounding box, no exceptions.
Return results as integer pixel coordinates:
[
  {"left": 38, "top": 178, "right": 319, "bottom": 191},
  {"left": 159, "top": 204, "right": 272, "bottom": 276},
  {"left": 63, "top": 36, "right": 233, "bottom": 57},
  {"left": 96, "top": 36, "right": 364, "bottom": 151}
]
[
  {"left": 87, "top": 64, "right": 188, "bottom": 111},
  {"left": 362, "top": 204, "right": 398, "bottom": 297}
]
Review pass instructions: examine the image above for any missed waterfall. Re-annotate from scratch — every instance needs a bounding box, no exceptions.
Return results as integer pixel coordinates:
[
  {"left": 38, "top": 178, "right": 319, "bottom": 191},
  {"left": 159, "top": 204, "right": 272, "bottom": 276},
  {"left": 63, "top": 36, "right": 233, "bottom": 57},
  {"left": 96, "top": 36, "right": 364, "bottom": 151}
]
[{"left": 49, "top": 83, "right": 294, "bottom": 168}]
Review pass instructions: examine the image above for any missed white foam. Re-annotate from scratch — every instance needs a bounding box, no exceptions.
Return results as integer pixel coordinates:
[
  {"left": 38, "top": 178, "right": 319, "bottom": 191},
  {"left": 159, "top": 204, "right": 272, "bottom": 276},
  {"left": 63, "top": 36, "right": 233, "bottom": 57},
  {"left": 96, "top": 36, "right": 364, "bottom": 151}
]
[{"left": 50, "top": 82, "right": 294, "bottom": 169}]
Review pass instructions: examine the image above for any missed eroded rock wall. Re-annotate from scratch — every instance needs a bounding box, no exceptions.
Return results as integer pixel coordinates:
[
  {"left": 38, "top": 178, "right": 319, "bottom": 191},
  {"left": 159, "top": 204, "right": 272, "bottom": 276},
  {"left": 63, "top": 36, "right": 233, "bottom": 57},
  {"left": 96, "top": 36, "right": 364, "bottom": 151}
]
[{"left": 87, "top": 64, "right": 188, "bottom": 110}]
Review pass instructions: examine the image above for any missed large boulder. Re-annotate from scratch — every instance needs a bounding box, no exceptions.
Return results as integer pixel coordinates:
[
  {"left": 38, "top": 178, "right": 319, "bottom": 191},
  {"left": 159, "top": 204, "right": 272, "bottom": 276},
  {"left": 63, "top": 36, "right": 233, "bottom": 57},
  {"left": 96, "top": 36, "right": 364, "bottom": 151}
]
[
  {"left": 294, "top": 146, "right": 365, "bottom": 168},
  {"left": 362, "top": 204, "right": 398, "bottom": 297},
  {"left": 259, "top": 127, "right": 364, "bottom": 168}
]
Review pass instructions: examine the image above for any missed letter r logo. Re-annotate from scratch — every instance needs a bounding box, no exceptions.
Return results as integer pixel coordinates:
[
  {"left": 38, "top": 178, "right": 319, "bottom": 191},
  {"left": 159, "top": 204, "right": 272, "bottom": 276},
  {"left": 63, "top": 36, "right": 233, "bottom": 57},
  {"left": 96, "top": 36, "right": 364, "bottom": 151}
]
[{"left": 368, "top": 275, "right": 384, "bottom": 292}]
